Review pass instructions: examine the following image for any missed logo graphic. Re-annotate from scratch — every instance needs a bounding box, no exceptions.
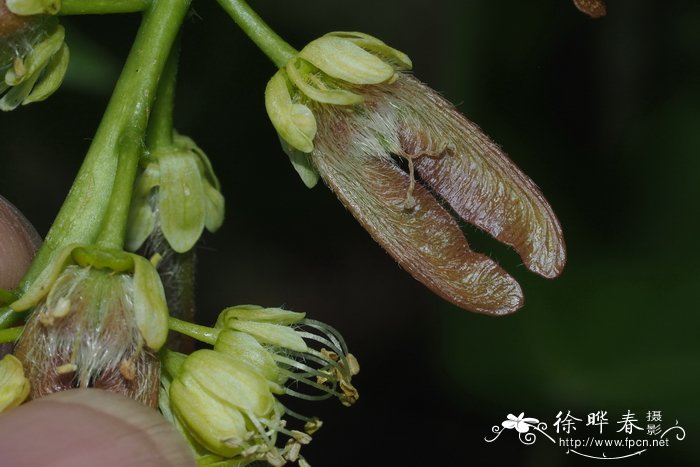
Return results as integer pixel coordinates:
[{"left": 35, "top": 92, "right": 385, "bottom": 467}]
[{"left": 485, "top": 410, "right": 686, "bottom": 460}]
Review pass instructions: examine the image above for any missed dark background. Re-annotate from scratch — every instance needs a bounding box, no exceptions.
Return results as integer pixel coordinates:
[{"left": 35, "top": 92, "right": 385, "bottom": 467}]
[{"left": 2, "top": 0, "right": 699, "bottom": 465}]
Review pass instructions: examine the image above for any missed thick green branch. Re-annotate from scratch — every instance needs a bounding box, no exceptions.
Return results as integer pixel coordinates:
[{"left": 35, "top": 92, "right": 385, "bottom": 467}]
[{"left": 215, "top": 0, "right": 297, "bottom": 67}]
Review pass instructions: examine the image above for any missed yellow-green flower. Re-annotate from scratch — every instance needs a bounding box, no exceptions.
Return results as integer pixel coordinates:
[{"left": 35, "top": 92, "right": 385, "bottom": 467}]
[
  {"left": 0, "top": 4, "right": 68, "bottom": 111},
  {"left": 0, "top": 354, "right": 30, "bottom": 413},
  {"left": 216, "top": 305, "right": 359, "bottom": 406},
  {"left": 127, "top": 133, "right": 225, "bottom": 254},
  {"left": 161, "top": 305, "right": 359, "bottom": 465}
]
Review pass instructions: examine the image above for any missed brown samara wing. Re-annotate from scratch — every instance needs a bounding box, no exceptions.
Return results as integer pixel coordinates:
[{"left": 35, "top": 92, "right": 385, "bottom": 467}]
[
  {"left": 573, "top": 0, "right": 607, "bottom": 18},
  {"left": 391, "top": 75, "right": 566, "bottom": 279},
  {"left": 311, "top": 122, "right": 523, "bottom": 315}
]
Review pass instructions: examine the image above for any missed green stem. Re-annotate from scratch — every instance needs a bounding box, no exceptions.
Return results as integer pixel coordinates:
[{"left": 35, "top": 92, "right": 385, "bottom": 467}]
[
  {"left": 168, "top": 316, "right": 219, "bottom": 345},
  {"left": 215, "top": 0, "right": 297, "bottom": 67},
  {"left": 59, "top": 0, "right": 150, "bottom": 15},
  {"left": 0, "top": 289, "right": 15, "bottom": 305},
  {"left": 95, "top": 130, "right": 142, "bottom": 249},
  {"left": 146, "top": 36, "right": 181, "bottom": 150},
  {"left": 0, "top": 326, "right": 23, "bottom": 344},
  {"left": 2, "top": 0, "right": 191, "bottom": 329}
]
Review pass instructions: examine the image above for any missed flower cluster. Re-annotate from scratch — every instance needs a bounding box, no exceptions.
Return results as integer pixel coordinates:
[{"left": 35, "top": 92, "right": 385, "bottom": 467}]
[
  {"left": 266, "top": 32, "right": 566, "bottom": 315},
  {"left": 161, "top": 305, "right": 359, "bottom": 466}
]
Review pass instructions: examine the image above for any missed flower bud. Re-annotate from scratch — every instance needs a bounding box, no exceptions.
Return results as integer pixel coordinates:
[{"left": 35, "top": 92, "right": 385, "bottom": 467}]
[
  {"left": 126, "top": 133, "right": 224, "bottom": 253},
  {"left": 11, "top": 245, "right": 169, "bottom": 406},
  {"left": 214, "top": 329, "right": 283, "bottom": 391},
  {"left": 0, "top": 354, "right": 30, "bottom": 412},
  {"left": 168, "top": 349, "right": 282, "bottom": 460}
]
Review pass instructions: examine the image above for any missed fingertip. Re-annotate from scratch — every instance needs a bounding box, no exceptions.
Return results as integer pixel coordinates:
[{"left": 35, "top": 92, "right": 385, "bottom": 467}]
[
  {"left": 0, "top": 195, "right": 41, "bottom": 290},
  {"left": 0, "top": 389, "right": 195, "bottom": 467}
]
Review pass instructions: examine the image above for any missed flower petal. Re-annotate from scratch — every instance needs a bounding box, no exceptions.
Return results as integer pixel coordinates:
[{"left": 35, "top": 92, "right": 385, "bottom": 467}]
[
  {"left": 132, "top": 254, "right": 169, "bottom": 350},
  {"left": 158, "top": 149, "right": 206, "bottom": 253},
  {"left": 299, "top": 35, "right": 395, "bottom": 85},
  {"left": 11, "top": 243, "right": 77, "bottom": 311},
  {"left": 125, "top": 163, "right": 160, "bottom": 252},
  {"left": 286, "top": 57, "right": 364, "bottom": 106},
  {"left": 265, "top": 71, "right": 316, "bottom": 153},
  {"left": 0, "top": 354, "right": 30, "bottom": 412},
  {"left": 280, "top": 138, "right": 320, "bottom": 188},
  {"left": 217, "top": 305, "right": 305, "bottom": 326},
  {"left": 326, "top": 32, "right": 413, "bottom": 71},
  {"left": 22, "top": 43, "right": 69, "bottom": 105},
  {"left": 170, "top": 375, "right": 248, "bottom": 457},
  {"left": 312, "top": 124, "right": 523, "bottom": 314},
  {"left": 203, "top": 181, "right": 225, "bottom": 232},
  {"left": 0, "top": 67, "right": 41, "bottom": 111},
  {"left": 515, "top": 422, "right": 531, "bottom": 433},
  {"left": 392, "top": 75, "right": 566, "bottom": 278},
  {"left": 229, "top": 320, "right": 309, "bottom": 353},
  {"left": 5, "top": 24, "right": 64, "bottom": 86}
]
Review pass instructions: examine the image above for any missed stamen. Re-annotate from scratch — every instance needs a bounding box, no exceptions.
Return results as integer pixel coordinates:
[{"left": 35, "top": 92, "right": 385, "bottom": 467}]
[
  {"left": 299, "top": 319, "right": 347, "bottom": 349},
  {"left": 56, "top": 363, "right": 77, "bottom": 374},
  {"left": 52, "top": 297, "right": 71, "bottom": 318},
  {"left": 304, "top": 418, "right": 323, "bottom": 434},
  {"left": 283, "top": 439, "right": 301, "bottom": 462},
  {"left": 295, "top": 331, "right": 343, "bottom": 355},
  {"left": 119, "top": 359, "right": 136, "bottom": 380}
]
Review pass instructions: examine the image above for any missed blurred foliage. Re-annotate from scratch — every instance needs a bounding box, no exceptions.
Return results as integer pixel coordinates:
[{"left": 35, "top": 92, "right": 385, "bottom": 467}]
[{"left": 1, "top": 0, "right": 698, "bottom": 465}]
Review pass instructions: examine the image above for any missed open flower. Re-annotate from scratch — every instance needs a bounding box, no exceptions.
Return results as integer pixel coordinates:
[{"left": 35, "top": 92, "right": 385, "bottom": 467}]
[
  {"left": 0, "top": 2, "right": 69, "bottom": 111},
  {"left": 11, "top": 244, "right": 169, "bottom": 406},
  {"left": 126, "top": 133, "right": 225, "bottom": 254},
  {"left": 265, "top": 32, "right": 566, "bottom": 315},
  {"left": 161, "top": 305, "right": 358, "bottom": 466}
]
